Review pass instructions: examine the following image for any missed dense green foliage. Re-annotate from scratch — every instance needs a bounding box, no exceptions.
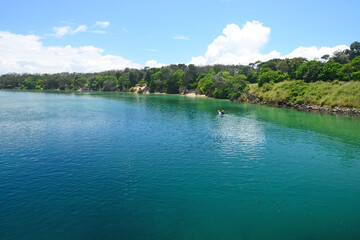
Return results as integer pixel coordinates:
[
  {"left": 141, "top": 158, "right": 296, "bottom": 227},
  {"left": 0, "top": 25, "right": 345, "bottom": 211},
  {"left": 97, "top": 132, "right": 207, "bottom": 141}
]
[
  {"left": 0, "top": 64, "right": 251, "bottom": 97},
  {"left": 1, "top": 41, "right": 359, "bottom": 105}
]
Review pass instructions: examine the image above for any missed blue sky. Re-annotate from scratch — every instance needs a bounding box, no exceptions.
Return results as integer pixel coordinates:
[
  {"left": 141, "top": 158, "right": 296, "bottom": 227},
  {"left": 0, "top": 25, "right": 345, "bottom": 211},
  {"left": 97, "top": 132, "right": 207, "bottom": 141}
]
[{"left": 0, "top": 0, "right": 359, "bottom": 73}]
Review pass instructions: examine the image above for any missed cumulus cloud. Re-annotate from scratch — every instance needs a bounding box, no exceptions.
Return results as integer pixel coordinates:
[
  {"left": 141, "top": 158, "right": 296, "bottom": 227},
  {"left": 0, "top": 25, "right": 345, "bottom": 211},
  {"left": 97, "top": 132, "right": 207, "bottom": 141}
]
[
  {"left": 190, "top": 21, "right": 349, "bottom": 66},
  {"left": 173, "top": 35, "right": 190, "bottom": 40},
  {"left": 283, "top": 45, "right": 349, "bottom": 60},
  {"left": 0, "top": 31, "right": 141, "bottom": 74},
  {"left": 191, "top": 21, "right": 271, "bottom": 65},
  {"left": 145, "top": 60, "right": 166, "bottom": 68},
  {"left": 190, "top": 56, "right": 207, "bottom": 66},
  {"left": 94, "top": 21, "right": 110, "bottom": 28}
]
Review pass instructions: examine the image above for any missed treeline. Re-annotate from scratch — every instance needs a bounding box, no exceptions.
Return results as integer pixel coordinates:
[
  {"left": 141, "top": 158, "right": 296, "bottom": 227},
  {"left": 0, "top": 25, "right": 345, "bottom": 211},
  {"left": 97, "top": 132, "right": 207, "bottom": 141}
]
[
  {"left": 1, "top": 41, "right": 359, "bottom": 101},
  {"left": 257, "top": 41, "right": 360, "bottom": 86}
]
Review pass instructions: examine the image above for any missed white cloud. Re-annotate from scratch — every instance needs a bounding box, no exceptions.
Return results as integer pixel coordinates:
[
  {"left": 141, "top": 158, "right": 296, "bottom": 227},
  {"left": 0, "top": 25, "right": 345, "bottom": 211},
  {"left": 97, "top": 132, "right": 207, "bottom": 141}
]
[
  {"left": 47, "top": 24, "right": 89, "bottom": 38},
  {"left": 51, "top": 26, "right": 71, "bottom": 38},
  {"left": 0, "top": 31, "right": 141, "bottom": 74},
  {"left": 145, "top": 60, "right": 166, "bottom": 68},
  {"left": 48, "top": 22, "right": 110, "bottom": 37},
  {"left": 73, "top": 25, "right": 88, "bottom": 34},
  {"left": 192, "top": 21, "right": 271, "bottom": 65},
  {"left": 95, "top": 21, "right": 110, "bottom": 28},
  {"left": 173, "top": 35, "right": 190, "bottom": 40},
  {"left": 189, "top": 56, "right": 207, "bottom": 66},
  {"left": 284, "top": 45, "right": 349, "bottom": 60},
  {"left": 190, "top": 21, "right": 349, "bottom": 66}
]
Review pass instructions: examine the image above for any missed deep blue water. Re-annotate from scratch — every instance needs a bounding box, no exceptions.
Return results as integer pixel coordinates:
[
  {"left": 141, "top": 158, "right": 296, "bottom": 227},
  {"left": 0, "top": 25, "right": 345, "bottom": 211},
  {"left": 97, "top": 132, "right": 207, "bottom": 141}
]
[{"left": 1, "top": 90, "right": 360, "bottom": 240}]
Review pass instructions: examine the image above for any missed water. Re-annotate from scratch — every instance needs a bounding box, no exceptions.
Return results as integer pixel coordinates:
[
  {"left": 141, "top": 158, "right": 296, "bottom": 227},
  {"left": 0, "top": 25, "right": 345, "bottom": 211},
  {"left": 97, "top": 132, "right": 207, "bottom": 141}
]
[{"left": 1, "top": 90, "right": 360, "bottom": 240}]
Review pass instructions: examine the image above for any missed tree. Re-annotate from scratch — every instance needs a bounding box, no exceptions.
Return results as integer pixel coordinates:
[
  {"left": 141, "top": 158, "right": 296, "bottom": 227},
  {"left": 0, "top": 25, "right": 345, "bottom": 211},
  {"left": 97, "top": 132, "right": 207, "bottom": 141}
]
[
  {"left": 183, "top": 64, "right": 198, "bottom": 89},
  {"left": 128, "top": 71, "right": 138, "bottom": 87},
  {"left": 102, "top": 76, "right": 118, "bottom": 91},
  {"left": 160, "top": 66, "right": 173, "bottom": 82},
  {"left": 197, "top": 69, "right": 215, "bottom": 96},
  {"left": 144, "top": 70, "right": 151, "bottom": 84},
  {"left": 23, "top": 76, "right": 38, "bottom": 89},
  {"left": 73, "top": 76, "right": 87, "bottom": 90},
  {"left": 258, "top": 70, "right": 289, "bottom": 86},
  {"left": 349, "top": 41, "right": 360, "bottom": 60},
  {"left": 91, "top": 76, "right": 105, "bottom": 90},
  {"left": 212, "top": 72, "right": 227, "bottom": 89},
  {"left": 119, "top": 76, "right": 131, "bottom": 90},
  {"left": 319, "top": 61, "right": 342, "bottom": 81},
  {"left": 227, "top": 74, "right": 248, "bottom": 100},
  {"left": 258, "top": 58, "right": 282, "bottom": 73},
  {"left": 296, "top": 60, "right": 324, "bottom": 82},
  {"left": 276, "top": 57, "right": 307, "bottom": 79},
  {"left": 88, "top": 77, "right": 97, "bottom": 90},
  {"left": 339, "top": 64, "right": 352, "bottom": 81},
  {"left": 149, "top": 71, "right": 162, "bottom": 93},
  {"left": 166, "top": 69, "right": 183, "bottom": 94},
  {"left": 331, "top": 50, "right": 350, "bottom": 64},
  {"left": 212, "top": 72, "right": 248, "bottom": 99},
  {"left": 43, "top": 75, "right": 60, "bottom": 89},
  {"left": 321, "top": 54, "right": 330, "bottom": 61},
  {"left": 339, "top": 56, "right": 360, "bottom": 81},
  {"left": 201, "top": 78, "right": 215, "bottom": 96},
  {"left": 115, "top": 71, "right": 121, "bottom": 80},
  {"left": 350, "top": 56, "right": 360, "bottom": 71}
]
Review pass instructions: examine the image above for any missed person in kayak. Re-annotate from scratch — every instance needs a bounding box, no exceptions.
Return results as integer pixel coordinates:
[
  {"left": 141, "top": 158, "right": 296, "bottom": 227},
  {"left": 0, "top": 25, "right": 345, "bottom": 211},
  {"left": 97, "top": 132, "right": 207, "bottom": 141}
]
[{"left": 218, "top": 110, "right": 226, "bottom": 116}]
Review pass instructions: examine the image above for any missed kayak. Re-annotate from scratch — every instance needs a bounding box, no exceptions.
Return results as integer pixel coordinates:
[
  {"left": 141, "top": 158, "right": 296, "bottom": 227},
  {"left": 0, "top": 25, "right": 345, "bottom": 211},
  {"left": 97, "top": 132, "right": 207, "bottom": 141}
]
[{"left": 218, "top": 110, "right": 227, "bottom": 116}]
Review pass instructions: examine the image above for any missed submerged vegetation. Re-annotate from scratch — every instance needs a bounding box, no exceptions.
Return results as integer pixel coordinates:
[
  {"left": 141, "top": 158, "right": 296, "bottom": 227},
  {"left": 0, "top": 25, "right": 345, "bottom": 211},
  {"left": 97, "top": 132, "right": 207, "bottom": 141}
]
[{"left": 1, "top": 41, "right": 359, "bottom": 109}]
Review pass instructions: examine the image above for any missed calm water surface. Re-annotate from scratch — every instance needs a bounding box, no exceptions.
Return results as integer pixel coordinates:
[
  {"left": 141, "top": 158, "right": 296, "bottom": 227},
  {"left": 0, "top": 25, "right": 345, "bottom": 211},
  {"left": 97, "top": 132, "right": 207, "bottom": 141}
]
[{"left": 1, "top": 90, "right": 360, "bottom": 240}]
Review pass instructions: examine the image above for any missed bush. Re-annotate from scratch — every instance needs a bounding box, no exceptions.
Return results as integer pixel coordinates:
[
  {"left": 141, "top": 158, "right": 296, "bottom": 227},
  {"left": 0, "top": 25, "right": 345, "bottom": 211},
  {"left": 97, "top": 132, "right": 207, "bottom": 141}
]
[
  {"left": 351, "top": 71, "right": 360, "bottom": 80},
  {"left": 296, "top": 60, "right": 324, "bottom": 82},
  {"left": 258, "top": 70, "right": 289, "bottom": 87}
]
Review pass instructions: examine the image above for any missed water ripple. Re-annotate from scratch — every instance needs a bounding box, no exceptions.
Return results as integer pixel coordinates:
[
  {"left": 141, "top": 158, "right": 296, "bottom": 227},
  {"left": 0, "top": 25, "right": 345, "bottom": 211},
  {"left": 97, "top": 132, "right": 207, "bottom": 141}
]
[{"left": 1, "top": 90, "right": 360, "bottom": 240}]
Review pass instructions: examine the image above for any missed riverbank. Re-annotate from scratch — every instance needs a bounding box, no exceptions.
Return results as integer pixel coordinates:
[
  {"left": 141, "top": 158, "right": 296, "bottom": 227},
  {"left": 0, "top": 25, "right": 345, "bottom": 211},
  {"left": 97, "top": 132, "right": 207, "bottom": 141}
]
[
  {"left": 130, "top": 85, "right": 207, "bottom": 97},
  {"left": 242, "top": 98, "right": 360, "bottom": 116},
  {"left": 244, "top": 80, "right": 360, "bottom": 117},
  {"left": 2, "top": 80, "right": 359, "bottom": 117}
]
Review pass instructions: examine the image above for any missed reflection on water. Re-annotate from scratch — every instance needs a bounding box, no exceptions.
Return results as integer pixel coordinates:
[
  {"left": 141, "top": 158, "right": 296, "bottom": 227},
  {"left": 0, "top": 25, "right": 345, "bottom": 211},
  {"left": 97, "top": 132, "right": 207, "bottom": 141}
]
[{"left": 215, "top": 115, "right": 266, "bottom": 159}]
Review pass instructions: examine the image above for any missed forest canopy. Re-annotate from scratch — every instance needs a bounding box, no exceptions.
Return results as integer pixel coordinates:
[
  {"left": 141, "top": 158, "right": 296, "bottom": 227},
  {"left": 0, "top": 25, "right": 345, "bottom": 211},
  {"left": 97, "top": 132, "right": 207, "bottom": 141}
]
[{"left": 1, "top": 41, "right": 359, "bottom": 101}]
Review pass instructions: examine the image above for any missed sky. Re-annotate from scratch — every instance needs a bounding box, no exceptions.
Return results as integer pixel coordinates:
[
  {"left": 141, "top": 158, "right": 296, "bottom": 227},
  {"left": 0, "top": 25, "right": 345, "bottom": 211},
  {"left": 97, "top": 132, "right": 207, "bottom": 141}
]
[{"left": 0, "top": 0, "right": 359, "bottom": 74}]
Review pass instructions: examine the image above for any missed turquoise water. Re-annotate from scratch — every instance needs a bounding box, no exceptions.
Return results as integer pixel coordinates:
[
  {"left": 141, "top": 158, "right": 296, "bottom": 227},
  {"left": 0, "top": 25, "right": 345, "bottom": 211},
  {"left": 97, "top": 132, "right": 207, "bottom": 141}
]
[{"left": 1, "top": 90, "right": 360, "bottom": 240}]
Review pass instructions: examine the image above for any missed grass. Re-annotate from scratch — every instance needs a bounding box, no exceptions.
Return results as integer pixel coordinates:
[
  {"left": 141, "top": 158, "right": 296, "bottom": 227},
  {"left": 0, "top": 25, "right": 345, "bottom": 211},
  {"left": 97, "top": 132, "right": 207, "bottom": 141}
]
[{"left": 248, "top": 80, "right": 360, "bottom": 109}]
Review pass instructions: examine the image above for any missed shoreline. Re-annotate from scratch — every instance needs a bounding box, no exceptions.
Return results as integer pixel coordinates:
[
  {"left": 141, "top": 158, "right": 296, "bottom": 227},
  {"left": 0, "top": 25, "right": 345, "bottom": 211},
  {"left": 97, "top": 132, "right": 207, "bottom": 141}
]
[
  {"left": 1, "top": 88, "right": 359, "bottom": 117},
  {"left": 241, "top": 98, "right": 360, "bottom": 117}
]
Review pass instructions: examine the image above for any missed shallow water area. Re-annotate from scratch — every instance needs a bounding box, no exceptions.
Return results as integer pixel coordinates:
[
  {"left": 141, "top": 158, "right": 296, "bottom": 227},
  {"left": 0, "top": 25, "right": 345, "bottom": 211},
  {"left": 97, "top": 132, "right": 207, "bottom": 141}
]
[{"left": 1, "top": 90, "right": 360, "bottom": 240}]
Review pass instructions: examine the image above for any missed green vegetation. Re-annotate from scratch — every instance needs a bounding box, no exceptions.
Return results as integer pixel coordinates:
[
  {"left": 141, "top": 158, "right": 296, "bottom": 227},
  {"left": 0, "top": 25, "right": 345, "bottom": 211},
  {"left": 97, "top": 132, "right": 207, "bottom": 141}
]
[
  {"left": 1, "top": 41, "right": 359, "bottom": 109},
  {"left": 249, "top": 80, "right": 360, "bottom": 109}
]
